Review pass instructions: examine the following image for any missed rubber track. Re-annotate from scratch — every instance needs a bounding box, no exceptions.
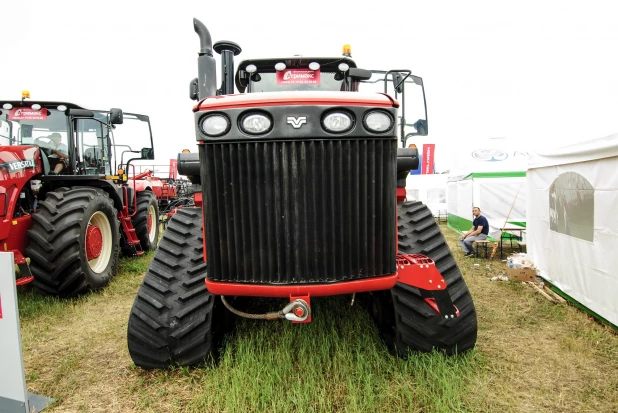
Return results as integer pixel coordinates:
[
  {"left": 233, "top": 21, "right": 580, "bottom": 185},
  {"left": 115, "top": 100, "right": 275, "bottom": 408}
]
[
  {"left": 127, "top": 207, "right": 215, "bottom": 369},
  {"left": 25, "top": 187, "right": 119, "bottom": 296},
  {"left": 392, "top": 201, "right": 478, "bottom": 355}
]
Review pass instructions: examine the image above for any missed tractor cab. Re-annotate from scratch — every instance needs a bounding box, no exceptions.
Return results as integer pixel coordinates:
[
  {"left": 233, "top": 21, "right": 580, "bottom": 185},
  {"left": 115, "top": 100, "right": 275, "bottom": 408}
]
[
  {"left": 231, "top": 51, "right": 428, "bottom": 147},
  {"left": 0, "top": 94, "right": 161, "bottom": 296},
  {"left": 0, "top": 96, "right": 154, "bottom": 179}
]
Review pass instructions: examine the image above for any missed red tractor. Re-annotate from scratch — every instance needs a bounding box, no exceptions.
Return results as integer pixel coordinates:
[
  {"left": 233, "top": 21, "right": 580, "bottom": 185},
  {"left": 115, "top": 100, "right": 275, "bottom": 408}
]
[
  {"left": 127, "top": 19, "right": 477, "bottom": 368},
  {"left": 0, "top": 94, "right": 160, "bottom": 296}
]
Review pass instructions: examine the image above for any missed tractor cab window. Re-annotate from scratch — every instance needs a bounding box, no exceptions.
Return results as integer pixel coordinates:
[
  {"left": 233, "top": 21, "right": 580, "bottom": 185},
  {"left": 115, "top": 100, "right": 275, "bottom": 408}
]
[
  {"left": 106, "top": 113, "right": 154, "bottom": 175},
  {"left": 0, "top": 107, "right": 69, "bottom": 147},
  {"left": 248, "top": 70, "right": 345, "bottom": 92},
  {"left": 75, "top": 116, "right": 111, "bottom": 175}
]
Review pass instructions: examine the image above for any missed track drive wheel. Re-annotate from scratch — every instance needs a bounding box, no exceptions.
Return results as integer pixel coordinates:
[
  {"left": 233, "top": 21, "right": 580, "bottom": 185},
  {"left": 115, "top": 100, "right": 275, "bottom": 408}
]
[
  {"left": 127, "top": 207, "right": 219, "bottom": 369},
  {"left": 369, "top": 201, "right": 478, "bottom": 356},
  {"left": 26, "top": 187, "right": 120, "bottom": 297}
]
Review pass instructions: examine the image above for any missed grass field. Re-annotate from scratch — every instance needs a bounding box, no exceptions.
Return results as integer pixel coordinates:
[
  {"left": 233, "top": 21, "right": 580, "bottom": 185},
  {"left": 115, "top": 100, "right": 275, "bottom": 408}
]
[{"left": 16, "top": 224, "right": 618, "bottom": 413}]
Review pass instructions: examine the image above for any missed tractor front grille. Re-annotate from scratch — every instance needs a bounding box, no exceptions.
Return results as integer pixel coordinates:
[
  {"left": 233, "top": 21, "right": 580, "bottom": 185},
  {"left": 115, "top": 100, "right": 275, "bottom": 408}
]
[{"left": 201, "top": 139, "right": 397, "bottom": 284}]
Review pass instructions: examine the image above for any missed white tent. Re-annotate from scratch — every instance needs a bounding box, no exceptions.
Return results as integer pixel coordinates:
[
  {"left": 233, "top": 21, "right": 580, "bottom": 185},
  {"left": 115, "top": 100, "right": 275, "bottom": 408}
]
[
  {"left": 405, "top": 174, "right": 448, "bottom": 217},
  {"left": 446, "top": 138, "right": 529, "bottom": 240},
  {"left": 447, "top": 173, "right": 527, "bottom": 240},
  {"left": 527, "top": 133, "right": 618, "bottom": 328}
]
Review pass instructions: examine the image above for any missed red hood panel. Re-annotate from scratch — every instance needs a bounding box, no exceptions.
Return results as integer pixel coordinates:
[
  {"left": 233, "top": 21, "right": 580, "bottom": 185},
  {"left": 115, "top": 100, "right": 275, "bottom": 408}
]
[
  {"left": 0, "top": 146, "right": 43, "bottom": 180},
  {"left": 194, "top": 91, "right": 399, "bottom": 112}
]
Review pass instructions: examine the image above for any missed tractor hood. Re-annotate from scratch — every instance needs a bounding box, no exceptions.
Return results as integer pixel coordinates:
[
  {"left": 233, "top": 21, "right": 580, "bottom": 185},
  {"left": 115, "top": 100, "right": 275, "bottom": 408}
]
[{"left": 193, "top": 91, "right": 399, "bottom": 112}]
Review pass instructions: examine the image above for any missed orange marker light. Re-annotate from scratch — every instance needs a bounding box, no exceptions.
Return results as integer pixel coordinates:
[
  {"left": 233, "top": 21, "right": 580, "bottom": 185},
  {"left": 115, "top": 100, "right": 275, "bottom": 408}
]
[
  {"left": 342, "top": 44, "right": 352, "bottom": 57},
  {"left": 22, "top": 90, "right": 30, "bottom": 99}
]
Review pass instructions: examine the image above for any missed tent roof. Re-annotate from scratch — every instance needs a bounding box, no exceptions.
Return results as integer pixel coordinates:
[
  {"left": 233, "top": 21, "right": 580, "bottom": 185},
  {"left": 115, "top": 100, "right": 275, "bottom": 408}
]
[
  {"left": 447, "top": 137, "right": 530, "bottom": 179},
  {"left": 528, "top": 133, "right": 618, "bottom": 170}
]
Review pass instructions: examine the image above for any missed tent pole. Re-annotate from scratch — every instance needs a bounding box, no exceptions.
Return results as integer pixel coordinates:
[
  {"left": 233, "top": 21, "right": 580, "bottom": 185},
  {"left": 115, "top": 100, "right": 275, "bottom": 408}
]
[{"left": 490, "top": 182, "right": 524, "bottom": 260}]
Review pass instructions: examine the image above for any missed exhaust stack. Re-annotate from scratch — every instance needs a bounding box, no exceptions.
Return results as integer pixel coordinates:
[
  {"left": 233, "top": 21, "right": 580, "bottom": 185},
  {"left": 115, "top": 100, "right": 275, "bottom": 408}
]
[{"left": 193, "top": 18, "right": 217, "bottom": 99}]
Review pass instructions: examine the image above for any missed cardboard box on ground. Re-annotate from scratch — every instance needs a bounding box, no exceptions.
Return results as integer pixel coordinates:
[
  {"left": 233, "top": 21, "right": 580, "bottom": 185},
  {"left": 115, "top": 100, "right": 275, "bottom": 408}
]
[
  {"left": 506, "top": 267, "right": 537, "bottom": 282},
  {"left": 506, "top": 253, "right": 537, "bottom": 281}
]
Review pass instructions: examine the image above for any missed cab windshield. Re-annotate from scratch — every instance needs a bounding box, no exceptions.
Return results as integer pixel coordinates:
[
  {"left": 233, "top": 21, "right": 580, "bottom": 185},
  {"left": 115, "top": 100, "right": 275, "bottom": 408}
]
[
  {"left": 238, "top": 57, "right": 355, "bottom": 93},
  {"left": 249, "top": 70, "right": 345, "bottom": 92},
  {"left": 0, "top": 107, "right": 69, "bottom": 148}
]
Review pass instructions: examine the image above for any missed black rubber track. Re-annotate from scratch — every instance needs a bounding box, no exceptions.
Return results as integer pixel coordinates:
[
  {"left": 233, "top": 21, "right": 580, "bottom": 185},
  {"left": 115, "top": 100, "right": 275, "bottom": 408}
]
[
  {"left": 127, "top": 207, "right": 218, "bottom": 369},
  {"left": 26, "top": 187, "right": 120, "bottom": 297},
  {"left": 133, "top": 191, "right": 160, "bottom": 251},
  {"left": 371, "top": 201, "right": 478, "bottom": 356}
]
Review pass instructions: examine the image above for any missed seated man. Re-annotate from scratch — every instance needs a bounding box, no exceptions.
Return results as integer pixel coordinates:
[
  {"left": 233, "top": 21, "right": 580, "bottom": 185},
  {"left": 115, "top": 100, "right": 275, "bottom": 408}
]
[
  {"left": 45, "top": 133, "right": 69, "bottom": 175},
  {"left": 458, "top": 207, "right": 489, "bottom": 257}
]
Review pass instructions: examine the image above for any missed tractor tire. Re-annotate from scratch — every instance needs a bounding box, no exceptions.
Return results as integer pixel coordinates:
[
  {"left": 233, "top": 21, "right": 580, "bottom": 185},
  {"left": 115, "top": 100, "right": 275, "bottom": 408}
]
[
  {"left": 369, "top": 201, "right": 478, "bottom": 356},
  {"left": 26, "top": 187, "right": 120, "bottom": 297},
  {"left": 127, "top": 207, "right": 218, "bottom": 369},
  {"left": 133, "top": 191, "right": 160, "bottom": 251}
]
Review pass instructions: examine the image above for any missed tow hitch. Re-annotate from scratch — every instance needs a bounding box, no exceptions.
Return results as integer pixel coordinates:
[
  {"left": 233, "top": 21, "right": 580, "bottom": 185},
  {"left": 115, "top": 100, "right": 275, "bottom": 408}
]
[{"left": 220, "top": 295, "right": 312, "bottom": 323}]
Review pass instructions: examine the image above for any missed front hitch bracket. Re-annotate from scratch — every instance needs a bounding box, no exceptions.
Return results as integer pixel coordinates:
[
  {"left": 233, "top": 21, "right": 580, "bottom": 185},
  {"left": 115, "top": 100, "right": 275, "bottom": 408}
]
[{"left": 396, "top": 254, "right": 460, "bottom": 318}]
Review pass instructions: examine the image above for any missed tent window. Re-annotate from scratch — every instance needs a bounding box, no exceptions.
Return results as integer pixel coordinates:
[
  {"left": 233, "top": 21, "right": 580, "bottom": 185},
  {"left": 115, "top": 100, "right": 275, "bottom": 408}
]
[{"left": 549, "top": 172, "right": 594, "bottom": 242}]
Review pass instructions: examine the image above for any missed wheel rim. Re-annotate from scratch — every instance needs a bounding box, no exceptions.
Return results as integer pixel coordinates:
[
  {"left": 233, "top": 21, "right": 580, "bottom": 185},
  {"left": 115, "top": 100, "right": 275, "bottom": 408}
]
[
  {"left": 86, "top": 211, "right": 113, "bottom": 273},
  {"left": 86, "top": 226, "right": 103, "bottom": 259},
  {"left": 147, "top": 204, "right": 157, "bottom": 243}
]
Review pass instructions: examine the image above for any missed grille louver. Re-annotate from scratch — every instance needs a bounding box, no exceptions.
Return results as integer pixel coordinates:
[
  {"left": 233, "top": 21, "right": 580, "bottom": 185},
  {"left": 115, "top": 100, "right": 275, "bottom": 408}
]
[{"left": 202, "top": 139, "right": 397, "bottom": 284}]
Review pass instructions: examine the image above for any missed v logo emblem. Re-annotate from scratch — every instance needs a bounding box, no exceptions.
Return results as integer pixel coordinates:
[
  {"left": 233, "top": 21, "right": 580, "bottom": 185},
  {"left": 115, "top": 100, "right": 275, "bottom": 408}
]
[{"left": 287, "top": 116, "right": 307, "bottom": 129}]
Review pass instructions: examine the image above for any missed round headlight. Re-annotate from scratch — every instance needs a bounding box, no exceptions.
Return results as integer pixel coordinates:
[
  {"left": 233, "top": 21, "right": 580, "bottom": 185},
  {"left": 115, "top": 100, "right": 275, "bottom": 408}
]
[
  {"left": 57, "top": 105, "right": 67, "bottom": 111},
  {"left": 364, "top": 111, "right": 392, "bottom": 133},
  {"left": 241, "top": 113, "right": 272, "bottom": 135},
  {"left": 2, "top": 103, "right": 13, "bottom": 110},
  {"left": 201, "top": 114, "right": 230, "bottom": 136},
  {"left": 323, "top": 112, "right": 353, "bottom": 133}
]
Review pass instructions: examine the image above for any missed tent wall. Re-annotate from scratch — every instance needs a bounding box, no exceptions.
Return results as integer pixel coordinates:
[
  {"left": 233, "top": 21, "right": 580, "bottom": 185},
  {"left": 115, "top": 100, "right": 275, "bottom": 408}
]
[
  {"left": 527, "top": 156, "right": 618, "bottom": 328},
  {"left": 405, "top": 174, "right": 448, "bottom": 217},
  {"left": 476, "top": 177, "right": 527, "bottom": 239},
  {"left": 447, "top": 179, "right": 473, "bottom": 233},
  {"left": 447, "top": 176, "right": 526, "bottom": 239}
]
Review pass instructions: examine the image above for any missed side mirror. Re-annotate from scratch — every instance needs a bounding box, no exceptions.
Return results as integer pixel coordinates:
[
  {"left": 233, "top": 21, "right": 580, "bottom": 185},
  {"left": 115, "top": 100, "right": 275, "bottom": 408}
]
[
  {"left": 141, "top": 147, "right": 154, "bottom": 159},
  {"left": 190, "top": 78, "right": 199, "bottom": 101},
  {"left": 347, "top": 68, "right": 372, "bottom": 81},
  {"left": 110, "top": 108, "right": 123, "bottom": 125},
  {"left": 407, "top": 119, "right": 428, "bottom": 137}
]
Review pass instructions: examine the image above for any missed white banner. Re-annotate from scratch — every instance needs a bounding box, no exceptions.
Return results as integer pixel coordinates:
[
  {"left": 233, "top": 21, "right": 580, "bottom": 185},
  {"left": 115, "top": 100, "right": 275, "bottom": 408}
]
[{"left": 0, "top": 252, "right": 28, "bottom": 411}]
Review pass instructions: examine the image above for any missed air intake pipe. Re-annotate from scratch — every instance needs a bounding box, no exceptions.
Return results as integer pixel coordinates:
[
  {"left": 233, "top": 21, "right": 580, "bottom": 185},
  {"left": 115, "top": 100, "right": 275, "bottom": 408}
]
[
  {"left": 193, "top": 18, "right": 217, "bottom": 99},
  {"left": 214, "top": 41, "right": 242, "bottom": 95}
]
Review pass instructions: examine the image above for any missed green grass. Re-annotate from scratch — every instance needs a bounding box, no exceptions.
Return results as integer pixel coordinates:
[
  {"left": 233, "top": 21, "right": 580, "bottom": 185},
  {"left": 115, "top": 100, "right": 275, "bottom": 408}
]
[
  {"left": 180, "top": 297, "right": 481, "bottom": 413},
  {"left": 14, "top": 225, "right": 618, "bottom": 413},
  {"left": 17, "top": 251, "right": 152, "bottom": 320}
]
